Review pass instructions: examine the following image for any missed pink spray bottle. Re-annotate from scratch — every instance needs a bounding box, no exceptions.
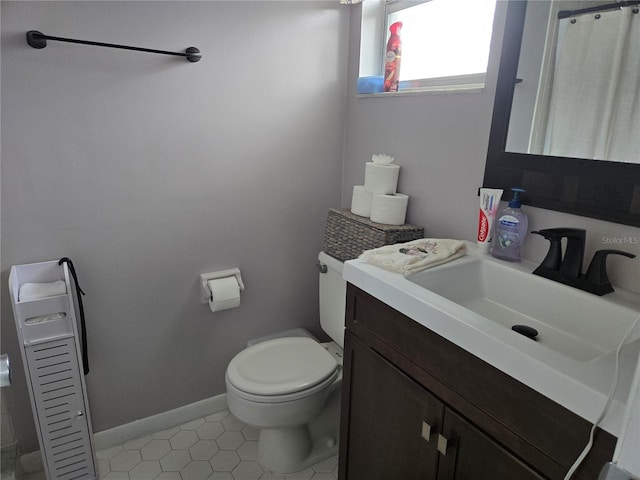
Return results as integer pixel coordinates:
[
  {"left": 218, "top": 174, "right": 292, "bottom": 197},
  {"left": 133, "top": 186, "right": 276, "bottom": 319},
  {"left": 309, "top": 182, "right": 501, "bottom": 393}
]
[{"left": 384, "top": 21, "right": 403, "bottom": 92}]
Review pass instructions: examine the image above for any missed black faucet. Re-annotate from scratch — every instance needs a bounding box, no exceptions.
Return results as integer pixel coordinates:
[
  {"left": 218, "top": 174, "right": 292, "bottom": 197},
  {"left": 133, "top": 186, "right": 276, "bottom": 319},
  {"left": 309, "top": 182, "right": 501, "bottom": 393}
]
[{"left": 531, "top": 228, "right": 636, "bottom": 295}]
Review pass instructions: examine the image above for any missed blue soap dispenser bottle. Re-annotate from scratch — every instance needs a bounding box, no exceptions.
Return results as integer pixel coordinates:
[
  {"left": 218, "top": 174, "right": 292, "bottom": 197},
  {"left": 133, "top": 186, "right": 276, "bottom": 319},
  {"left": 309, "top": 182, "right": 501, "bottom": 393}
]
[{"left": 490, "top": 188, "right": 528, "bottom": 262}]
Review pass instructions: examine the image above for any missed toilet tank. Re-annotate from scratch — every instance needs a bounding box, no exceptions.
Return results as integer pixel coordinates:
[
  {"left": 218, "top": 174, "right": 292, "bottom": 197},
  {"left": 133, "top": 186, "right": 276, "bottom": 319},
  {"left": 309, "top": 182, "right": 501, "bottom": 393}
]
[{"left": 318, "top": 251, "right": 346, "bottom": 348}]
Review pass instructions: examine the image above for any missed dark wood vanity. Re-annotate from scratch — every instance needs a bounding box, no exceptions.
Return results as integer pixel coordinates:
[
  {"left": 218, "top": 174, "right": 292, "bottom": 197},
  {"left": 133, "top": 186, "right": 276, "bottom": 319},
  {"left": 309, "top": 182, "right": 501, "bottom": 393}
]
[{"left": 338, "top": 284, "right": 616, "bottom": 480}]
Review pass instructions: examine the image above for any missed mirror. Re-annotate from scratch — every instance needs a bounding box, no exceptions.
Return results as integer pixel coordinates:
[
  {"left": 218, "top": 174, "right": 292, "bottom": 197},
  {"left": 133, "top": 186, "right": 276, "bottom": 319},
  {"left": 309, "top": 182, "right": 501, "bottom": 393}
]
[
  {"left": 507, "top": 0, "right": 640, "bottom": 163},
  {"left": 484, "top": 0, "right": 640, "bottom": 227}
]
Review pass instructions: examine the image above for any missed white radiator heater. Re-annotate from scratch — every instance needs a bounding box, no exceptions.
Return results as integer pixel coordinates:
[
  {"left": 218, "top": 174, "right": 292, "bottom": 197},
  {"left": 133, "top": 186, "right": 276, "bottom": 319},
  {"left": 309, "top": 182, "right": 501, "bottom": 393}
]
[{"left": 9, "top": 260, "right": 97, "bottom": 480}]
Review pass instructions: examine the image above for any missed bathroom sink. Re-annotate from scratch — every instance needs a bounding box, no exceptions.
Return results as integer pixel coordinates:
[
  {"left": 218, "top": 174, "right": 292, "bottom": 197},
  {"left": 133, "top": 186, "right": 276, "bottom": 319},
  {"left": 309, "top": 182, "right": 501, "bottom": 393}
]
[
  {"left": 406, "top": 256, "right": 640, "bottom": 362},
  {"left": 343, "top": 243, "right": 640, "bottom": 435}
]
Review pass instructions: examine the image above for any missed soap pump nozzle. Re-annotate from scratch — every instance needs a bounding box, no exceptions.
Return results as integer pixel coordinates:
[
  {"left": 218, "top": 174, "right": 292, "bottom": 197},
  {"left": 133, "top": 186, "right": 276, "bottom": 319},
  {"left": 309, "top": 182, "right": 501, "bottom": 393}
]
[{"left": 508, "top": 188, "right": 525, "bottom": 208}]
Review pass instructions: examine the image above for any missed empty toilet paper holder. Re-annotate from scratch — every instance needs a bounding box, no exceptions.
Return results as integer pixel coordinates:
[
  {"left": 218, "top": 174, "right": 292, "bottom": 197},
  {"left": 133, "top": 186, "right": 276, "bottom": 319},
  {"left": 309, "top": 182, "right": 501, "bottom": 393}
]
[{"left": 200, "top": 268, "right": 245, "bottom": 304}]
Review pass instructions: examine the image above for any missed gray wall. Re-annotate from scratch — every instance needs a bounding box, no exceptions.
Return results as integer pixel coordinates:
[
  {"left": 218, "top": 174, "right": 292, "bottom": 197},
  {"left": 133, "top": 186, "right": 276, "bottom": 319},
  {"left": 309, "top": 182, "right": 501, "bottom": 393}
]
[
  {"left": 1, "top": 1, "right": 348, "bottom": 452},
  {"left": 342, "top": 2, "right": 640, "bottom": 292}
]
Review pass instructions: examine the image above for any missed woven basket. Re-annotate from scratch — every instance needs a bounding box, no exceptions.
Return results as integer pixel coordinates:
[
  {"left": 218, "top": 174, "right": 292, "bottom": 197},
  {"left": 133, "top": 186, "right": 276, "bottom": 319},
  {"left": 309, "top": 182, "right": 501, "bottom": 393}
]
[{"left": 323, "top": 208, "right": 424, "bottom": 261}]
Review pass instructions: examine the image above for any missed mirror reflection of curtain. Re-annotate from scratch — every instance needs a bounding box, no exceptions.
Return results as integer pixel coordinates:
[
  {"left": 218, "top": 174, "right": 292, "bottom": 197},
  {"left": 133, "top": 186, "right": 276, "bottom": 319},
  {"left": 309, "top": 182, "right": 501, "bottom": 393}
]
[{"left": 531, "top": 5, "right": 640, "bottom": 164}]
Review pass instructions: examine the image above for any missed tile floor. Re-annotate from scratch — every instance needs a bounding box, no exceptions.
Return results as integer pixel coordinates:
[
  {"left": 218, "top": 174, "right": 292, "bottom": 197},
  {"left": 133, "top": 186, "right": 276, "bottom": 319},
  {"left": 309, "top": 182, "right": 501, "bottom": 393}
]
[{"left": 18, "top": 409, "right": 338, "bottom": 480}]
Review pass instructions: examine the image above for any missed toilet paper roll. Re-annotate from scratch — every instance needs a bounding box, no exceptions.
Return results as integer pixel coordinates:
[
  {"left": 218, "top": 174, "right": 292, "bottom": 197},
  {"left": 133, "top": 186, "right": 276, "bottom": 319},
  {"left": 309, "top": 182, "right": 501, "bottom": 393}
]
[
  {"left": 208, "top": 277, "right": 241, "bottom": 312},
  {"left": 19, "top": 280, "right": 67, "bottom": 302},
  {"left": 364, "top": 162, "right": 400, "bottom": 195},
  {"left": 370, "top": 193, "right": 409, "bottom": 226},
  {"left": 351, "top": 186, "right": 372, "bottom": 217}
]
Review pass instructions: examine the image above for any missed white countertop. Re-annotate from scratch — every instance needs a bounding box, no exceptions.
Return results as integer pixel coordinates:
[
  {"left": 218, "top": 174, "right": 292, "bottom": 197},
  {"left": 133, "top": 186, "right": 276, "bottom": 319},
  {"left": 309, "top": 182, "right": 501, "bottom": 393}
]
[{"left": 342, "top": 242, "right": 640, "bottom": 436}]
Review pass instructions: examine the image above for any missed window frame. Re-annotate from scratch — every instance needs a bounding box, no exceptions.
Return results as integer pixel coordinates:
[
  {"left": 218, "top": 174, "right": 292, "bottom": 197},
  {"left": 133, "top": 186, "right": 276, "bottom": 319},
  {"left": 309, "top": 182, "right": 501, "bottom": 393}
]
[{"left": 361, "top": 0, "right": 495, "bottom": 95}]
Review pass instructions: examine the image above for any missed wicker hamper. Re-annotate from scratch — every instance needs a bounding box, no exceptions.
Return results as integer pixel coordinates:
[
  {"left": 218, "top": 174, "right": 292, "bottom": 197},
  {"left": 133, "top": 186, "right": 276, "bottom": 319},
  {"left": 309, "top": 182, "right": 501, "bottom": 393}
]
[{"left": 323, "top": 207, "right": 424, "bottom": 261}]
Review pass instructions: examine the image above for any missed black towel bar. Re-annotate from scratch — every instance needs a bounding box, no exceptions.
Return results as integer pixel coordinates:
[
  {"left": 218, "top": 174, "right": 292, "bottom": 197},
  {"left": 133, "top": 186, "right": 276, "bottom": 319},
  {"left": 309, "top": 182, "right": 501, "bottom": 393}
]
[{"left": 26, "top": 30, "right": 201, "bottom": 63}]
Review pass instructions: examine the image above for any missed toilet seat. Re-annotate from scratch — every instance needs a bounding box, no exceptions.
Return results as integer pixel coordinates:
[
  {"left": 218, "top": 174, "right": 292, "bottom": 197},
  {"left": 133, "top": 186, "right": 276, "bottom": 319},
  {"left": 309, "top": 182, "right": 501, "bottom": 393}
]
[{"left": 226, "top": 337, "right": 339, "bottom": 400}]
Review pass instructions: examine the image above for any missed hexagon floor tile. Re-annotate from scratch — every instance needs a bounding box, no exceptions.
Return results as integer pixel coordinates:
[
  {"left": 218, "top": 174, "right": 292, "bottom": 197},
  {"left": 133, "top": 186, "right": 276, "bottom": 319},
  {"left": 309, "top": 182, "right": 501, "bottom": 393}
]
[{"left": 95, "top": 409, "right": 338, "bottom": 480}]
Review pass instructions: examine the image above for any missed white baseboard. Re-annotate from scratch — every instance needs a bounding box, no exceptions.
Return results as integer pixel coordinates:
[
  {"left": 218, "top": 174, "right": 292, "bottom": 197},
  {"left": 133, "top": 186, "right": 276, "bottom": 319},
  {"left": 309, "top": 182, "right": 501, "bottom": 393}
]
[
  {"left": 20, "top": 393, "right": 228, "bottom": 474},
  {"left": 93, "top": 393, "right": 228, "bottom": 450}
]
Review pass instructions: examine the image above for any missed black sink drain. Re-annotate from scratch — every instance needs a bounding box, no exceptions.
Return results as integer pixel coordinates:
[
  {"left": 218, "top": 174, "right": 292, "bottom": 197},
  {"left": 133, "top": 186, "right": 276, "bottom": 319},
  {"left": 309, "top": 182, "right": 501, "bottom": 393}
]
[{"left": 511, "top": 325, "right": 539, "bottom": 340}]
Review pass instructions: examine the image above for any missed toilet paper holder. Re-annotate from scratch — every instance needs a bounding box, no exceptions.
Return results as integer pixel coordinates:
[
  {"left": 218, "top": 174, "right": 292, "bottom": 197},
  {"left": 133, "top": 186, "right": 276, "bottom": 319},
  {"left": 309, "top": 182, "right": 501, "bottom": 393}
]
[{"left": 199, "top": 268, "right": 245, "bottom": 304}]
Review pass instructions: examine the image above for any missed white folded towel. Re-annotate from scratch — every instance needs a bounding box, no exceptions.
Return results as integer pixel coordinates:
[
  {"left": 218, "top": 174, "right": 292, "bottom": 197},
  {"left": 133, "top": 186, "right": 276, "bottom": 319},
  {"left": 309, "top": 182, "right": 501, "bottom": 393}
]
[
  {"left": 359, "top": 239, "right": 467, "bottom": 275},
  {"left": 19, "top": 280, "right": 67, "bottom": 302}
]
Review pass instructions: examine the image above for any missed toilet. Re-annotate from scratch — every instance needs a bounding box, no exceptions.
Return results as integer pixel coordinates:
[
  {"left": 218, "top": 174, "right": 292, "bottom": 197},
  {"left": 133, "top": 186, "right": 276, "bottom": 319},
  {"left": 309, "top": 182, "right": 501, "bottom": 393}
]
[{"left": 225, "top": 252, "right": 345, "bottom": 474}]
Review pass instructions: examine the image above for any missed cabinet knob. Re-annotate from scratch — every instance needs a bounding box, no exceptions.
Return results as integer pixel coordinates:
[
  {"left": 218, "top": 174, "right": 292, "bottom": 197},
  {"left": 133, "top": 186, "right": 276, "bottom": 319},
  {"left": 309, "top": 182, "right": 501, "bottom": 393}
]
[
  {"left": 421, "top": 421, "right": 432, "bottom": 442},
  {"left": 437, "top": 434, "right": 450, "bottom": 455}
]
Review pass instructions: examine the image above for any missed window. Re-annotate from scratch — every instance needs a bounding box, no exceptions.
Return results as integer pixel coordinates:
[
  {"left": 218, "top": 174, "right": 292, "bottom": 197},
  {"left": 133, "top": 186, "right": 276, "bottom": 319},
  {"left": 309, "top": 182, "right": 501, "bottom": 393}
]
[{"left": 358, "top": 0, "right": 498, "bottom": 94}]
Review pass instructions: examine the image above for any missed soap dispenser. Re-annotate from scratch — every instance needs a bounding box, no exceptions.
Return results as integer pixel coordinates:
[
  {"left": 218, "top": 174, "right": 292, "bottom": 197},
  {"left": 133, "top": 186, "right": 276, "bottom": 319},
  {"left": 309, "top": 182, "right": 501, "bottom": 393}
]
[{"left": 490, "top": 188, "right": 528, "bottom": 262}]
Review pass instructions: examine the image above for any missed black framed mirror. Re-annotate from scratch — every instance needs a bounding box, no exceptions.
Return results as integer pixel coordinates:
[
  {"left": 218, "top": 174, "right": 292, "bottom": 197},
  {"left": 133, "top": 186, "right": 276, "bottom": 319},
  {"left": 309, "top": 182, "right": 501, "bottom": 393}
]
[{"left": 483, "top": 0, "right": 640, "bottom": 227}]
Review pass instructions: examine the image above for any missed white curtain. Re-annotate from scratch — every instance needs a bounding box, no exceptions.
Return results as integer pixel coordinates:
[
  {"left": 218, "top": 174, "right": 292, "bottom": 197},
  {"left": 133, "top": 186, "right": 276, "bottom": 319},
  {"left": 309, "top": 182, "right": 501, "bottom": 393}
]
[{"left": 538, "top": 6, "right": 640, "bottom": 164}]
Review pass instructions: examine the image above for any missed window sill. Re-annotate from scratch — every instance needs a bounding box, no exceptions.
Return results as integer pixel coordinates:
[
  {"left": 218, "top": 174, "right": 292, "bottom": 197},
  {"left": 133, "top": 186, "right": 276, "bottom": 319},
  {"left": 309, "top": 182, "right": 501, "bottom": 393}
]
[{"left": 357, "top": 84, "right": 485, "bottom": 98}]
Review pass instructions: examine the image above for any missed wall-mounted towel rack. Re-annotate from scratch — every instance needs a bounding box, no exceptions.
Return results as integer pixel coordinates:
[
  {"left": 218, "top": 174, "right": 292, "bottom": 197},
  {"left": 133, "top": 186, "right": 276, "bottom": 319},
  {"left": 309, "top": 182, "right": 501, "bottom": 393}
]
[{"left": 26, "top": 30, "right": 201, "bottom": 63}]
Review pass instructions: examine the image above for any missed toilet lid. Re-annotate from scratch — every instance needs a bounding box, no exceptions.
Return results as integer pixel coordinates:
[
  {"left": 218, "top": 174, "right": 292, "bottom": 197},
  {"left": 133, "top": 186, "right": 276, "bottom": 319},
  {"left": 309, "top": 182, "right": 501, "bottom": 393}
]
[{"left": 227, "top": 337, "right": 338, "bottom": 396}]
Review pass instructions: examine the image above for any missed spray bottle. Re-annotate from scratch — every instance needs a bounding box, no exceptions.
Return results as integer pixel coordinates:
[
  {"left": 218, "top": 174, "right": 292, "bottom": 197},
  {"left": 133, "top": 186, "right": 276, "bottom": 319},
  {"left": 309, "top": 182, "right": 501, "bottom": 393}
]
[
  {"left": 383, "top": 22, "right": 403, "bottom": 93},
  {"left": 490, "top": 188, "right": 528, "bottom": 262}
]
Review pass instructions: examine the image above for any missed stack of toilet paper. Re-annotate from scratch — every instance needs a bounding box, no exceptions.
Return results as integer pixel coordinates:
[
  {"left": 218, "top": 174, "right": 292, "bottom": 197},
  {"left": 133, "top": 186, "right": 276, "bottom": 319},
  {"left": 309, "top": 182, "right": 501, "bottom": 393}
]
[{"left": 350, "top": 154, "right": 409, "bottom": 226}]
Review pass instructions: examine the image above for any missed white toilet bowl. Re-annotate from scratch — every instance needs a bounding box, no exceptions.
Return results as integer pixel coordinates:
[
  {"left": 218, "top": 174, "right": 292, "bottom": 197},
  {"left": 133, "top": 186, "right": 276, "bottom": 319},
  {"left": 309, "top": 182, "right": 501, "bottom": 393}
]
[{"left": 225, "top": 336, "right": 343, "bottom": 474}]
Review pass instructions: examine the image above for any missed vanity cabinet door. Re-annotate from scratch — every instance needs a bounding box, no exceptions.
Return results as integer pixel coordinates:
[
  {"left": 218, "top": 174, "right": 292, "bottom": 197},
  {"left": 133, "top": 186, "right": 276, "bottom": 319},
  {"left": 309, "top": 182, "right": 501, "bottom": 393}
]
[
  {"left": 341, "top": 332, "right": 444, "bottom": 480},
  {"left": 436, "top": 407, "right": 546, "bottom": 480}
]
